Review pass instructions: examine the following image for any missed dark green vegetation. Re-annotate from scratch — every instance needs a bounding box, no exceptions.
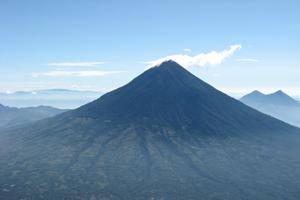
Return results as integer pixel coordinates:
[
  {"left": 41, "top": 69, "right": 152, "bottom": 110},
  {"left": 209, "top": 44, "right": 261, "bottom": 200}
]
[
  {"left": 241, "top": 90, "right": 300, "bottom": 127},
  {"left": 0, "top": 104, "right": 67, "bottom": 129},
  {"left": 1, "top": 61, "right": 300, "bottom": 199}
]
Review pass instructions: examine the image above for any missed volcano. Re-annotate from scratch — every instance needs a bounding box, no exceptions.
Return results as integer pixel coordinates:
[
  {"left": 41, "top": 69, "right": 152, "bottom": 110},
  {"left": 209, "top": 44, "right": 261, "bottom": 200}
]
[
  {"left": 1, "top": 60, "right": 300, "bottom": 200},
  {"left": 241, "top": 90, "right": 299, "bottom": 107},
  {"left": 241, "top": 90, "right": 300, "bottom": 127}
]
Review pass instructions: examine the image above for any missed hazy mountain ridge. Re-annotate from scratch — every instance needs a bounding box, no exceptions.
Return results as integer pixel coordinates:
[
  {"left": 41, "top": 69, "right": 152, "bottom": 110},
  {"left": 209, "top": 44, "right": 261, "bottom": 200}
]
[
  {"left": 0, "top": 89, "right": 101, "bottom": 95},
  {"left": 0, "top": 104, "right": 68, "bottom": 129},
  {"left": 241, "top": 90, "right": 300, "bottom": 127},
  {"left": 1, "top": 61, "right": 300, "bottom": 200},
  {"left": 241, "top": 90, "right": 299, "bottom": 106},
  {"left": 0, "top": 89, "right": 103, "bottom": 109}
]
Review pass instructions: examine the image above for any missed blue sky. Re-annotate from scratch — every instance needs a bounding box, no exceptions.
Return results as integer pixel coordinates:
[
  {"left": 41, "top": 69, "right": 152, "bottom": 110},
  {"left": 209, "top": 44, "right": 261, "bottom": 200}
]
[{"left": 0, "top": 0, "right": 299, "bottom": 96}]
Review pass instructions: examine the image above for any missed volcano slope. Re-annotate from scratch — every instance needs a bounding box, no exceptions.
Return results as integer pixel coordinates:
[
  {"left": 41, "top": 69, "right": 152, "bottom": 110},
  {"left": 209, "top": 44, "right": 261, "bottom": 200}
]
[{"left": 1, "top": 61, "right": 300, "bottom": 200}]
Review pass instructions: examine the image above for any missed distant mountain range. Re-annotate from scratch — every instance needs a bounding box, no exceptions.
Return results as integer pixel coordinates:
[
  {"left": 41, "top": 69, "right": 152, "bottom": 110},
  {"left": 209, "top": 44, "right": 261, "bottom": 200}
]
[
  {"left": 241, "top": 90, "right": 300, "bottom": 127},
  {"left": 0, "top": 89, "right": 103, "bottom": 109},
  {"left": 2, "top": 89, "right": 101, "bottom": 95},
  {"left": 0, "top": 104, "right": 68, "bottom": 129},
  {"left": 1, "top": 61, "right": 300, "bottom": 199}
]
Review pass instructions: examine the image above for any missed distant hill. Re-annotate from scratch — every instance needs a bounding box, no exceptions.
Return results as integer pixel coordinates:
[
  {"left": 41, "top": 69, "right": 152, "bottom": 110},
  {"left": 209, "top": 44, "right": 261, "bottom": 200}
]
[
  {"left": 241, "top": 90, "right": 299, "bottom": 106},
  {"left": 0, "top": 89, "right": 103, "bottom": 109},
  {"left": 0, "top": 104, "right": 68, "bottom": 129},
  {"left": 1, "top": 61, "right": 300, "bottom": 199},
  {"left": 241, "top": 90, "right": 300, "bottom": 127}
]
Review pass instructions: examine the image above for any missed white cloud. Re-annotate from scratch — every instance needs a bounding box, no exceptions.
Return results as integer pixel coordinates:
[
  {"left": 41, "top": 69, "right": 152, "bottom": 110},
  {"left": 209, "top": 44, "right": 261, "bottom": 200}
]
[
  {"left": 183, "top": 48, "right": 191, "bottom": 52},
  {"left": 48, "top": 62, "right": 105, "bottom": 67},
  {"left": 237, "top": 58, "right": 259, "bottom": 62},
  {"left": 32, "top": 70, "right": 125, "bottom": 77},
  {"left": 146, "top": 44, "right": 242, "bottom": 68}
]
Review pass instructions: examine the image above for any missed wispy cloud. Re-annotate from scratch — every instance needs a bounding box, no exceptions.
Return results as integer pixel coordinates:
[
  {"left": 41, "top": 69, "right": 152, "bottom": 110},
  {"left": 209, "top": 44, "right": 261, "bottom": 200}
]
[
  {"left": 237, "top": 58, "right": 259, "bottom": 62},
  {"left": 183, "top": 48, "right": 191, "bottom": 52},
  {"left": 32, "top": 70, "right": 125, "bottom": 77},
  {"left": 48, "top": 62, "right": 105, "bottom": 67},
  {"left": 146, "top": 44, "right": 241, "bottom": 68}
]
